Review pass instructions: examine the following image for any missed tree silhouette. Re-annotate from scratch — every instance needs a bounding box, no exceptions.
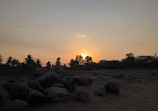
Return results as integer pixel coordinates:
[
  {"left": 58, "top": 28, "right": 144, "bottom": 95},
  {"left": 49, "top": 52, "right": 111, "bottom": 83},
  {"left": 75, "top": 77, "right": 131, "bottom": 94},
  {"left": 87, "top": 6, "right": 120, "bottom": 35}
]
[
  {"left": 6, "top": 56, "right": 13, "bottom": 66},
  {"left": 24, "top": 54, "right": 35, "bottom": 66},
  {"left": 69, "top": 59, "right": 79, "bottom": 68},
  {"left": 36, "top": 59, "right": 42, "bottom": 67},
  {"left": 75, "top": 55, "right": 85, "bottom": 65},
  {"left": 56, "top": 57, "right": 61, "bottom": 66},
  {"left": 46, "top": 61, "right": 51, "bottom": 68},
  {"left": 123, "top": 52, "right": 135, "bottom": 64},
  {"left": 85, "top": 56, "right": 93, "bottom": 63},
  {"left": 12, "top": 58, "right": 20, "bottom": 67},
  {"left": 0, "top": 55, "right": 2, "bottom": 65}
]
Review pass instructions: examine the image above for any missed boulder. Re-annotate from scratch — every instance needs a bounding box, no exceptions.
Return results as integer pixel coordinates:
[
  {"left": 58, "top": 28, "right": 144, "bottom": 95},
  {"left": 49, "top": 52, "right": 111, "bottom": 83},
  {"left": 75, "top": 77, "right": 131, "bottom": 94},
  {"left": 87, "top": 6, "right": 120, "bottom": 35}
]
[
  {"left": 28, "top": 80, "right": 47, "bottom": 95},
  {"left": 38, "top": 72, "right": 60, "bottom": 88},
  {"left": 2, "top": 99, "right": 29, "bottom": 111},
  {"left": 28, "top": 88, "right": 48, "bottom": 106},
  {"left": 3, "top": 82, "right": 29, "bottom": 101},
  {"left": 46, "top": 87, "right": 69, "bottom": 102},
  {"left": 59, "top": 77, "right": 75, "bottom": 92},
  {"left": 74, "top": 88, "right": 89, "bottom": 102},
  {"left": 94, "top": 87, "right": 107, "bottom": 97},
  {"left": 104, "top": 81, "right": 119, "bottom": 94},
  {"left": 0, "top": 89, "right": 10, "bottom": 110},
  {"left": 72, "top": 77, "right": 92, "bottom": 86}
]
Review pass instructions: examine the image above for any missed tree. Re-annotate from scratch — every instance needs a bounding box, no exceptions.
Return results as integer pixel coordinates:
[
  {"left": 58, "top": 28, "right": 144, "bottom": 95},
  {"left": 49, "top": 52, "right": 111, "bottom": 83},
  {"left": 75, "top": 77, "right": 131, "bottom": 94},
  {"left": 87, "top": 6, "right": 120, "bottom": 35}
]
[
  {"left": 56, "top": 57, "right": 61, "bottom": 66},
  {"left": 69, "top": 59, "right": 79, "bottom": 68},
  {"left": 85, "top": 56, "right": 93, "bottom": 63},
  {"left": 75, "top": 55, "right": 85, "bottom": 65},
  {"left": 36, "top": 59, "right": 42, "bottom": 67},
  {"left": 12, "top": 58, "right": 20, "bottom": 67},
  {"left": 123, "top": 52, "right": 135, "bottom": 63},
  {"left": 25, "top": 54, "right": 35, "bottom": 66},
  {"left": 46, "top": 61, "right": 51, "bottom": 68},
  {"left": 6, "top": 56, "right": 13, "bottom": 66},
  {"left": 0, "top": 55, "right": 2, "bottom": 65},
  {"left": 126, "top": 52, "right": 134, "bottom": 58}
]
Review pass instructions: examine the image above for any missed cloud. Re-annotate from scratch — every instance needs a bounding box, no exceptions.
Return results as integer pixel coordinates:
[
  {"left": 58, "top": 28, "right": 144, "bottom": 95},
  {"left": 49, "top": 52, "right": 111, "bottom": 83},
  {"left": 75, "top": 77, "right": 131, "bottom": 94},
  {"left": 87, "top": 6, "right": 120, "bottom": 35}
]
[{"left": 73, "top": 34, "right": 88, "bottom": 39}]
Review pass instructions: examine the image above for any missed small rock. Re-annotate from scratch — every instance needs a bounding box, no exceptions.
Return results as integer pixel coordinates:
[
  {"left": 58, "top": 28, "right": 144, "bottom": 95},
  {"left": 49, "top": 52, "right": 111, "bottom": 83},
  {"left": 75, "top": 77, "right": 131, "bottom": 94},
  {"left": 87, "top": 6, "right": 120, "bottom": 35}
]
[
  {"left": 46, "top": 87, "right": 69, "bottom": 102},
  {"left": 104, "top": 81, "right": 119, "bottom": 94}
]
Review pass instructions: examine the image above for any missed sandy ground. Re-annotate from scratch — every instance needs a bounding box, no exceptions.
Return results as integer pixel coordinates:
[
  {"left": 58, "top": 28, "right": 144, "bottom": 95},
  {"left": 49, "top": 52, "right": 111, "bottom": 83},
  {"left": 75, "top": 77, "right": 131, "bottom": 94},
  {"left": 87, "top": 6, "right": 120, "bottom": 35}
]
[{"left": 1, "top": 69, "right": 158, "bottom": 111}]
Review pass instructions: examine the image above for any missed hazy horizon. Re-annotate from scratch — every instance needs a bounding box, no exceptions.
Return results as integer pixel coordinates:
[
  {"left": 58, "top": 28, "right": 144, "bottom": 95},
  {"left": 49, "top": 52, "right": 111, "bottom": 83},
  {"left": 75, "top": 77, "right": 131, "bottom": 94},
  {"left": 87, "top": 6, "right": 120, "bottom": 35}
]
[{"left": 0, "top": 0, "right": 158, "bottom": 64}]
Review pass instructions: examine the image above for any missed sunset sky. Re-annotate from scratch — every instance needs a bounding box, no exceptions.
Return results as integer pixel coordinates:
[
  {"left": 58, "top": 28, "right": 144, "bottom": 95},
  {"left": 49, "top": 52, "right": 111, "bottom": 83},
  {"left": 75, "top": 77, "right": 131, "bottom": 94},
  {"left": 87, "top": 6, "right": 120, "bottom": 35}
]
[{"left": 0, "top": 0, "right": 158, "bottom": 65}]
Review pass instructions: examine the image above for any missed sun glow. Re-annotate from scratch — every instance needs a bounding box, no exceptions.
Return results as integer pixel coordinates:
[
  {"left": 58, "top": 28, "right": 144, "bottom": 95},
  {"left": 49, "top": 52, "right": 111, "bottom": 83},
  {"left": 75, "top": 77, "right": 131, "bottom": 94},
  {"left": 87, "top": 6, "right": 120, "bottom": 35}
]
[{"left": 81, "top": 53, "right": 88, "bottom": 59}]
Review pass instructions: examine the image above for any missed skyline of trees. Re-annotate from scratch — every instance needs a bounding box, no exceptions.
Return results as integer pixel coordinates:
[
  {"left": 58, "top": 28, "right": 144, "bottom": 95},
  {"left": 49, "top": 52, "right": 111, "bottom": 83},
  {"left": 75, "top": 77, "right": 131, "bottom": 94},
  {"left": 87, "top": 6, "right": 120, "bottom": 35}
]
[{"left": 0, "top": 53, "right": 158, "bottom": 70}]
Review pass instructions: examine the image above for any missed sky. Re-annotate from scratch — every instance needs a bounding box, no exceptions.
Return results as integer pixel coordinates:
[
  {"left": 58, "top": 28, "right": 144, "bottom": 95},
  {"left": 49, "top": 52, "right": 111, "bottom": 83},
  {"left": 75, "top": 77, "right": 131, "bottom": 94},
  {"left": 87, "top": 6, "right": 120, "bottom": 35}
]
[{"left": 0, "top": 0, "right": 158, "bottom": 65}]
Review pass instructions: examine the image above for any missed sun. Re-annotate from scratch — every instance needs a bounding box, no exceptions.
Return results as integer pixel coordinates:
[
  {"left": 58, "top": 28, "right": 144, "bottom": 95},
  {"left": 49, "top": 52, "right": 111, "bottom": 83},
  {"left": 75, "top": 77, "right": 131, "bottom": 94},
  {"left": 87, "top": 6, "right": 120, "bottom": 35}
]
[{"left": 81, "top": 53, "right": 88, "bottom": 59}]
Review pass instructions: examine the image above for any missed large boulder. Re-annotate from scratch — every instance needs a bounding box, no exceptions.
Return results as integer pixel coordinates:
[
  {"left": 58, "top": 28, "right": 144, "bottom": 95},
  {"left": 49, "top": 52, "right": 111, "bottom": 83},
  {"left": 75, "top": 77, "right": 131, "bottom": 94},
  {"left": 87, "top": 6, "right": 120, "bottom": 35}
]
[
  {"left": 74, "top": 88, "right": 89, "bottom": 102},
  {"left": 38, "top": 72, "right": 60, "bottom": 88},
  {"left": 104, "top": 81, "right": 119, "bottom": 94},
  {"left": 72, "top": 77, "right": 92, "bottom": 86},
  {"left": 28, "top": 80, "right": 47, "bottom": 95},
  {"left": 46, "top": 87, "right": 69, "bottom": 102},
  {"left": 2, "top": 99, "right": 29, "bottom": 111},
  {"left": 28, "top": 88, "right": 48, "bottom": 106},
  {"left": 3, "top": 82, "right": 29, "bottom": 101}
]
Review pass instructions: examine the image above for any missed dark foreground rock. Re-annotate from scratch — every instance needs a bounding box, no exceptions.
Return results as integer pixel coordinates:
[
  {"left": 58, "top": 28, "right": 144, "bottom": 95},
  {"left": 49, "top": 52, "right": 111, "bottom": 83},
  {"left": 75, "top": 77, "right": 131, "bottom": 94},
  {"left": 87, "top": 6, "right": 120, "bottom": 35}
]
[
  {"left": 28, "top": 88, "right": 48, "bottom": 106},
  {"left": 2, "top": 99, "right": 29, "bottom": 111},
  {"left": 0, "top": 90, "right": 10, "bottom": 110},
  {"left": 38, "top": 72, "right": 60, "bottom": 88},
  {"left": 59, "top": 77, "right": 75, "bottom": 92},
  {"left": 28, "top": 80, "right": 47, "bottom": 95},
  {"left": 46, "top": 87, "right": 69, "bottom": 102},
  {"left": 74, "top": 88, "right": 89, "bottom": 102},
  {"left": 104, "top": 81, "right": 119, "bottom": 94},
  {"left": 3, "top": 82, "right": 29, "bottom": 101}
]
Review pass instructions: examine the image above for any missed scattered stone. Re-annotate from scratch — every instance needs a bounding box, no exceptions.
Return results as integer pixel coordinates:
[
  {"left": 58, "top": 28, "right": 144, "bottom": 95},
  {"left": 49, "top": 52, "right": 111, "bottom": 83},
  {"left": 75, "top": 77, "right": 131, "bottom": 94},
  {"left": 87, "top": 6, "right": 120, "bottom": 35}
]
[
  {"left": 2, "top": 99, "right": 29, "bottom": 111},
  {"left": 46, "top": 87, "right": 69, "bottom": 102},
  {"left": 104, "top": 81, "right": 119, "bottom": 94}
]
